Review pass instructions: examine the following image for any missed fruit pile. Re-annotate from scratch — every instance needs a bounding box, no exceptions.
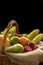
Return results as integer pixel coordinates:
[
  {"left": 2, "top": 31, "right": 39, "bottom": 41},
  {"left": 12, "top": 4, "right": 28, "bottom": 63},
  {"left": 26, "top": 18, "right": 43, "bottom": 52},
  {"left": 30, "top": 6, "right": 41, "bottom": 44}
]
[{"left": 0, "top": 26, "right": 43, "bottom": 53}]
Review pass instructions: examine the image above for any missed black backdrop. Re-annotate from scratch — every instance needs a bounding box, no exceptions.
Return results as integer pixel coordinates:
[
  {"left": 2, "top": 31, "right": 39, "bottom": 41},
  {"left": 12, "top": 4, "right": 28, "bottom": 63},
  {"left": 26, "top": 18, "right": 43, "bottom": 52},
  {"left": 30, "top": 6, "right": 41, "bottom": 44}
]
[{"left": 0, "top": 15, "right": 43, "bottom": 34}]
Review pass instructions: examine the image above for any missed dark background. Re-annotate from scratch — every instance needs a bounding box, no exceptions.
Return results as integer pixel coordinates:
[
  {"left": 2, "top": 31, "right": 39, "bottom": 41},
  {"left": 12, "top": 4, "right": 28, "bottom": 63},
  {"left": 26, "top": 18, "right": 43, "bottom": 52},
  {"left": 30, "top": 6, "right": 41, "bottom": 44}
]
[
  {"left": 0, "top": 15, "right": 43, "bottom": 33},
  {"left": 0, "top": 1, "right": 43, "bottom": 65}
]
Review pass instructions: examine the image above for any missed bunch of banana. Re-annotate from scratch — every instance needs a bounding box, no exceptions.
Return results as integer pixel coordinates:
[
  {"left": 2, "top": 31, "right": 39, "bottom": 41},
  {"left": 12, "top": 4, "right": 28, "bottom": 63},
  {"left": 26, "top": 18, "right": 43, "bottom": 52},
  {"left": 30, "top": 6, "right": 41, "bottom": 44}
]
[
  {"left": 27, "top": 29, "right": 40, "bottom": 40},
  {"left": 22, "top": 29, "right": 43, "bottom": 44}
]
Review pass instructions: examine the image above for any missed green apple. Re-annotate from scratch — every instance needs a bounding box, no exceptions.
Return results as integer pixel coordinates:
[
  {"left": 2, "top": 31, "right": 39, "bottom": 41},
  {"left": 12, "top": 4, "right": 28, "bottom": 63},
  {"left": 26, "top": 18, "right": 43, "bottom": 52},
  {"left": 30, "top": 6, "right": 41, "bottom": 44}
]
[{"left": 10, "top": 36, "right": 20, "bottom": 45}]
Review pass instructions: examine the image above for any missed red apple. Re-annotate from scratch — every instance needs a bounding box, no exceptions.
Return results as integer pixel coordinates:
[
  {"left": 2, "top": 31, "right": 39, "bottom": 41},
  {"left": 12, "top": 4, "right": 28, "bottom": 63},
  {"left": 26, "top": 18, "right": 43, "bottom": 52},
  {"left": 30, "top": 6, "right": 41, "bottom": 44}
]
[
  {"left": 24, "top": 46, "right": 32, "bottom": 52},
  {"left": 28, "top": 41, "right": 36, "bottom": 50}
]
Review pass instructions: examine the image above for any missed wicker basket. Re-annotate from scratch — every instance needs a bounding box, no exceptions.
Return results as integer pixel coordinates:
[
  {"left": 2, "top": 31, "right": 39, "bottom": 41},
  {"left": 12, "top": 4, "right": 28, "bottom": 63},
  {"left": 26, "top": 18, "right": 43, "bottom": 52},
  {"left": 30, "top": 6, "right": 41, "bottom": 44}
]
[
  {"left": 0, "top": 54, "right": 18, "bottom": 65},
  {"left": 0, "top": 20, "right": 19, "bottom": 65},
  {"left": 0, "top": 20, "right": 43, "bottom": 65}
]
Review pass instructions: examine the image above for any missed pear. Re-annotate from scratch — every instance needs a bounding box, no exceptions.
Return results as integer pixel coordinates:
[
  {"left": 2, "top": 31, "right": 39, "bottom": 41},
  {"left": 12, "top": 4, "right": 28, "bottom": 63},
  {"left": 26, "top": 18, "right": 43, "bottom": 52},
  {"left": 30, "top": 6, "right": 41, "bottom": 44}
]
[
  {"left": 9, "top": 26, "right": 16, "bottom": 34},
  {"left": 5, "top": 44, "right": 24, "bottom": 53}
]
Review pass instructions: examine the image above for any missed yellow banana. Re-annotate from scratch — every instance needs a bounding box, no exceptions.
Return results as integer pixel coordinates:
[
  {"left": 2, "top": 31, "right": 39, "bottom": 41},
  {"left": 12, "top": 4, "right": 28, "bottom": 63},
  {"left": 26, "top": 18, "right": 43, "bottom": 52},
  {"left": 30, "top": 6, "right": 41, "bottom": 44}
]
[
  {"left": 27, "top": 29, "right": 40, "bottom": 40},
  {"left": 32, "top": 34, "right": 43, "bottom": 44}
]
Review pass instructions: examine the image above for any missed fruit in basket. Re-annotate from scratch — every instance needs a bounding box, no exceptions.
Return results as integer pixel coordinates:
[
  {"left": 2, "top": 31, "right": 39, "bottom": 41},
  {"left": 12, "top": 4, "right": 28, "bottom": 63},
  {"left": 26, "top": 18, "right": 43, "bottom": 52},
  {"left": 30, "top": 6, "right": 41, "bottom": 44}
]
[
  {"left": 28, "top": 42, "right": 36, "bottom": 50},
  {"left": 5, "top": 44, "right": 24, "bottom": 53},
  {"left": 24, "top": 46, "right": 32, "bottom": 52},
  {"left": 22, "top": 33, "right": 27, "bottom": 37},
  {"left": 13, "top": 34, "right": 22, "bottom": 37},
  {"left": 0, "top": 35, "right": 10, "bottom": 48},
  {"left": 1, "top": 26, "right": 17, "bottom": 38},
  {"left": 1, "top": 29, "right": 6, "bottom": 35},
  {"left": 32, "top": 34, "right": 43, "bottom": 44},
  {"left": 9, "top": 26, "right": 16, "bottom": 34},
  {"left": 19, "top": 37, "right": 30, "bottom": 46},
  {"left": 1, "top": 29, "right": 12, "bottom": 39},
  {"left": 7, "top": 33, "right": 12, "bottom": 39},
  {"left": 27, "top": 29, "right": 40, "bottom": 40},
  {"left": 10, "top": 36, "right": 20, "bottom": 45}
]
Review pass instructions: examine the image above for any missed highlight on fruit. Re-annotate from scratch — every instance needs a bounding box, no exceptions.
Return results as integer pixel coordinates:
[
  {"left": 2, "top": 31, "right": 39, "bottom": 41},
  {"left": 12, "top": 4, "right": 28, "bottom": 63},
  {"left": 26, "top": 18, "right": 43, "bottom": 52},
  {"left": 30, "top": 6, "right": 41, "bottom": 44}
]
[{"left": 0, "top": 27, "right": 43, "bottom": 53}]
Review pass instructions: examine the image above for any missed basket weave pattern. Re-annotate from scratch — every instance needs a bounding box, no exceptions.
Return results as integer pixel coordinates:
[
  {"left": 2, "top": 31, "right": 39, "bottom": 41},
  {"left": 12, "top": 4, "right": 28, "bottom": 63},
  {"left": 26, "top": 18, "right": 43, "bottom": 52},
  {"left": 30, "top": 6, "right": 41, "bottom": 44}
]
[{"left": 0, "top": 54, "right": 18, "bottom": 65}]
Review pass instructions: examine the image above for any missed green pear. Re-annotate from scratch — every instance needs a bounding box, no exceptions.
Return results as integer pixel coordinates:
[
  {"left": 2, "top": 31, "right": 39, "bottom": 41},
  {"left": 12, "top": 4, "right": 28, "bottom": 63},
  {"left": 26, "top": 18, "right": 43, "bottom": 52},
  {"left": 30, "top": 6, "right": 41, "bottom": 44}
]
[
  {"left": 5, "top": 44, "right": 24, "bottom": 53},
  {"left": 9, "top": 26, "right": 16, "bottom": 34}
]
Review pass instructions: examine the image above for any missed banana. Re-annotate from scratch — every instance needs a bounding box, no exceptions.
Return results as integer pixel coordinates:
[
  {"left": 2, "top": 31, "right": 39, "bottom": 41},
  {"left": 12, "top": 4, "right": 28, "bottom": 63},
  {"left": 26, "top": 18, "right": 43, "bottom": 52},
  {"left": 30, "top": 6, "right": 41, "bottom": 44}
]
[
  {"left": 22, "top": 34, "right": 27, "bottom": 37},
  {"left": 27, "top": 29, "right": 40, "bottom": 40},
  {"left": 32, "top": 34, "right": 43, "bottom": 44}
]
